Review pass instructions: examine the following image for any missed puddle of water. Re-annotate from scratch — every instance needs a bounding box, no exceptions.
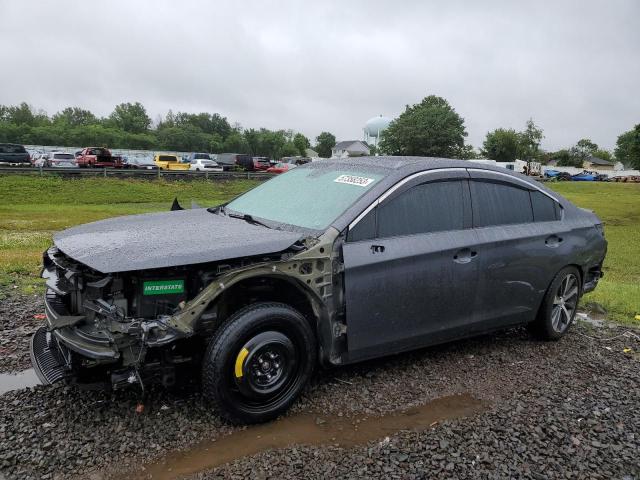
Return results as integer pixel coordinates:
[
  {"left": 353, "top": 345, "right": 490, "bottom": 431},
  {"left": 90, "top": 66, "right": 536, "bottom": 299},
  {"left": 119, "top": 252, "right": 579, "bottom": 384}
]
[
  {"left": 576, "top": 312, "right": 606, "bottom": 328},
  {"left": 137, "top": 393, "right": 486, "bottom": 480},
  {"left": 0, "top": 369, "right": 41, "bottom": 395}
]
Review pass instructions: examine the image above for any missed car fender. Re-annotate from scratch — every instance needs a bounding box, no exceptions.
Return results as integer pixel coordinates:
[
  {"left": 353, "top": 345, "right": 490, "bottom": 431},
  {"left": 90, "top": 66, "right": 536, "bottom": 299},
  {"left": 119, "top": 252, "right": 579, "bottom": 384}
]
[{"left": 166, "top": 229, "right": 339, "bottom": 336}]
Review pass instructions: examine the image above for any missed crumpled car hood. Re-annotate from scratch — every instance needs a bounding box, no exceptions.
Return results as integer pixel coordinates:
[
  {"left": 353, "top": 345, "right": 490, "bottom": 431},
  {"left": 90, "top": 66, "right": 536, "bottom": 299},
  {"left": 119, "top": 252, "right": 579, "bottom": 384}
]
[{"left": 53, "top": 208, "right": 304, "bottom": 273}]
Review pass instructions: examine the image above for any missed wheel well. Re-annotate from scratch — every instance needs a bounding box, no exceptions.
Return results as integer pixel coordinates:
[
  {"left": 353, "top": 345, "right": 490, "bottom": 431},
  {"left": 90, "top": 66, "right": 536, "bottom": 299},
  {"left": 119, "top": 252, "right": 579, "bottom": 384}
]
[
  {"left": 532, "top": 264, "right": 584, "bottom": 323},
  {"left": 568, "top": 264, "right": 584, "bottom": 290},
  {"left": 210, "top": 276, "right": 319, "bottom": 335}
]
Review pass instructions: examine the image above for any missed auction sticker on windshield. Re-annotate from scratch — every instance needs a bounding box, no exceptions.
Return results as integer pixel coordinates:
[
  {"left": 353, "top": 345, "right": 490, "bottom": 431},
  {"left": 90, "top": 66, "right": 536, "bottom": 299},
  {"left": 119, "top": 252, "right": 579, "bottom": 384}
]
[{"left": 334, "top": 175, "right": 375, "bottom": 187}]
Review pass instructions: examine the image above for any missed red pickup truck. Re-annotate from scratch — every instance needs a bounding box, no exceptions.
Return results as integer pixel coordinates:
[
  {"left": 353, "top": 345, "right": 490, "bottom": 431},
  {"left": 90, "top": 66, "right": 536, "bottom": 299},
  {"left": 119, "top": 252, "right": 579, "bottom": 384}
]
[{"left": 75, "top": 147, "right": 121, "bottom": 168}]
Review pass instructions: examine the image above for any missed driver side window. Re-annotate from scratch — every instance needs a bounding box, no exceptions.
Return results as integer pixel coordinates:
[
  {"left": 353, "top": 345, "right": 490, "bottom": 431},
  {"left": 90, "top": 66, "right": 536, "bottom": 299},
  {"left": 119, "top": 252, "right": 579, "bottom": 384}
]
[{"left": 348, "top": 180, "right": 467, "bottom": 241}]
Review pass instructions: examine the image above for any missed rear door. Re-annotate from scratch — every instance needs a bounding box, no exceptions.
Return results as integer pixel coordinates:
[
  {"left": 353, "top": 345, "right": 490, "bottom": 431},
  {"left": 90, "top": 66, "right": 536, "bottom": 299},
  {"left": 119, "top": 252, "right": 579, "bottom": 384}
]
[
  {"left": 467, "top": 169, "right": 569, "bottom": 327},
  {"left": 342, "top": 170, "right": 481, "bottom": 361}
]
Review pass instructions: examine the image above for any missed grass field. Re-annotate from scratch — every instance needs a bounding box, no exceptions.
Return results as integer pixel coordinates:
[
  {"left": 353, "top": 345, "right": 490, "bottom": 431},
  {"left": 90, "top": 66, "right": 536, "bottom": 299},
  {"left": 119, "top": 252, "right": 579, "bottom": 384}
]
[
  {"left": 0, "top": 175, "right": 638, "bottom": 324},
  {"left": 0, "top": 176, "right": 259, "bottom": 294}
]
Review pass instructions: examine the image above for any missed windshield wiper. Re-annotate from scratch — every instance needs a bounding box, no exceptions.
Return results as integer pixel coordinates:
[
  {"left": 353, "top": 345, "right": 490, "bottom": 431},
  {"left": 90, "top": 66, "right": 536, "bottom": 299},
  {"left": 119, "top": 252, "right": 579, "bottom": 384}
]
[{"left": 227, "top": 212, "right": 272, "bottom": 229}]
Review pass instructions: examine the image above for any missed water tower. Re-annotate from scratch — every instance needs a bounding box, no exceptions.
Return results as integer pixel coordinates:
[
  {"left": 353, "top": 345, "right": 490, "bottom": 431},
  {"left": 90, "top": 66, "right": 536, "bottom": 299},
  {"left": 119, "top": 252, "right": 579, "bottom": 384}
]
[{"left": 363, "top": 115, "right": 392, "bottom": 150}]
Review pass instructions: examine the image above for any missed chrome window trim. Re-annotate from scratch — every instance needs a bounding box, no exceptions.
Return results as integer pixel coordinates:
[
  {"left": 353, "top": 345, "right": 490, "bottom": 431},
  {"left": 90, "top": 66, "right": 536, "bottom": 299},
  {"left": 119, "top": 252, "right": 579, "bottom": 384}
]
[
  {"left": 348, "top": 167, "right": 562, "bottom": 232},
  {"left": 465, "top": 168, "right": 559, "bottom": 201}
]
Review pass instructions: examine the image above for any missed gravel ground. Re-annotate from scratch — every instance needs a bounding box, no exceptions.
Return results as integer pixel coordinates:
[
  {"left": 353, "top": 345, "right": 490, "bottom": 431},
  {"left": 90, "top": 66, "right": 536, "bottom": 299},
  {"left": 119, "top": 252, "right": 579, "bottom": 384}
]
[
  {"left": 0, "top": 295, "right": 44, "bottom": 373},
  {"left": 0, "top": 298, "right": 638, "bottom": 479}
]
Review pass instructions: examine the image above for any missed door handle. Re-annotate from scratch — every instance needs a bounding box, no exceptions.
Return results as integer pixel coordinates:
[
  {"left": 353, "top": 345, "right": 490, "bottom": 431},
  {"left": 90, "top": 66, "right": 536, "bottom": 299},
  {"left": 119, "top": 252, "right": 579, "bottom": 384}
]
[
  {"left": 453, "top": 248, "right": 477, "bottom": 264},
  {"left": 370, "top": 244, "right": 385, "bottom": 254}
]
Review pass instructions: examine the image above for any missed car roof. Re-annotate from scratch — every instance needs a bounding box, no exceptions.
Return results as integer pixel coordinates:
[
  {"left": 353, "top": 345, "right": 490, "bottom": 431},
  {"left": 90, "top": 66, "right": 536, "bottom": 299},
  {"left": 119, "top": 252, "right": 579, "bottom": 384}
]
[{"left": 314, "top": 156, "right": 572, "bottom": 232}]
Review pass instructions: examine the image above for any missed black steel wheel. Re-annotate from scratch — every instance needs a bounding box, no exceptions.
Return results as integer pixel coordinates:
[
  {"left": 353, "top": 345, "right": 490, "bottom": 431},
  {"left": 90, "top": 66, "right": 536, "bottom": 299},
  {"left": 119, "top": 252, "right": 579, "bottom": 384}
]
[
  {"left": 202, "top": 302, "right": 316, "bottom": 424},
  {"left": 530, "top": 266, "right": 581, "bottom": 340}
]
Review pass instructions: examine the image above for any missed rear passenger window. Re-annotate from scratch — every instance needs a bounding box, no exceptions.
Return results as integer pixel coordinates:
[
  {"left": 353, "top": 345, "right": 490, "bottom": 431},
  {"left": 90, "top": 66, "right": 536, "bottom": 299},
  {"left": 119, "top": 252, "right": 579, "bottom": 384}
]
[
  {"left": 377, "top": 180, "right": 465, "bottom": 238},
  {"left": 470, "top": 181, "right": 533, "bottom": 227},
  {"left": 530, "top": 191, "right": 560, "bottom": 221}
]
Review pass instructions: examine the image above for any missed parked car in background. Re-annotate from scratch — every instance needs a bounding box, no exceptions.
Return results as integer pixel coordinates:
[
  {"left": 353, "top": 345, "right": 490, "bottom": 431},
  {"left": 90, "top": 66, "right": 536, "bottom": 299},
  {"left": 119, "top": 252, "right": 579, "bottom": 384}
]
[
  {"left": 32, "top": 153, "right": 49, "bottom": 167},
  {"left": 611, "top": 175, "right": 640, "bottom": 183},
  {"left": 281, "top": 156, "right": 311, "bottom": 166},
  {"left": 185, "top": 152, "right": 213, "bottom": 163},
  {"left": 571, "top": 171, "right": 597, "bottom": 181},
  {"left": 31, "top": 157, "right": 607, "bottom": 425},
  {"left": 48, "top": 152, "right": 78, "bottom": 168},
  {"left": 235, "top": 155, "right": 271, "bottom": 171},
  {"left": 216, "top": 153, "right": 250, "bottom": 171},
  {"left": 123, "top": 156, "right": 158, "bottom": 170},
  {"left": 76, "top": 147, "right": 117, "bottom": 168},
  {"left": 189, "top": 158, "right": 222, "bottom": 172},
  {"left": 252, "top": 157, "right": 271, "bottom": 171},
  {"left": 544, "top": 170, "right": 572, "bottom": 181},
  {"left": 266, "top": 161, "right": 296, "bottom": 174},
  {"left": 0, "top": 143, "right": 31, "bottom": 166},
  {"left": 154, "top": 154, "right": 190, "bottom": 170}
]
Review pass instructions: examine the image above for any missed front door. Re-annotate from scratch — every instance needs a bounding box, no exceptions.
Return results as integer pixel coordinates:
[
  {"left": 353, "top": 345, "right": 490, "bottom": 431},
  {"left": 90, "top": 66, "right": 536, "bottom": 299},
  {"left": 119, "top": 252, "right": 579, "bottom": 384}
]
[{"left": 342, "top": 174, "right": 480, "bottom": 362}]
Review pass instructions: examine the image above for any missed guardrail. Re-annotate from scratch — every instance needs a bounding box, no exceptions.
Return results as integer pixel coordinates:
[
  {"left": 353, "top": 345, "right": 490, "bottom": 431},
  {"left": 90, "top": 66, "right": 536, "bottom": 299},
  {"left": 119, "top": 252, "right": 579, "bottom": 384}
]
[{"left": 0, "top": 166, "right": 275, "bottom": 181}]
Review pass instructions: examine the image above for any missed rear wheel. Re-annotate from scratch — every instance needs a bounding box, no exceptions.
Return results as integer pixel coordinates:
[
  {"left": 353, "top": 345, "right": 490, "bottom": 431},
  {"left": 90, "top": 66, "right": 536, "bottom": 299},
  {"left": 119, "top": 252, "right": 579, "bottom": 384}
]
[
  {"left": 530, "top": 266, "right": 581, "bottom": 340},
  {"left": 202, "top": 302, "right": 316, "bottom": 424}
]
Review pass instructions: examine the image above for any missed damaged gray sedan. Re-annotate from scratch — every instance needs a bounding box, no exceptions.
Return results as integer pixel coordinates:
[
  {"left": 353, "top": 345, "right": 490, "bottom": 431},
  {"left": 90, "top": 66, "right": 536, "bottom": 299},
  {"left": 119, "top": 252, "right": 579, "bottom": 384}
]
[{"left": 31, "top": 157, "right": 607, "bottom": 423}]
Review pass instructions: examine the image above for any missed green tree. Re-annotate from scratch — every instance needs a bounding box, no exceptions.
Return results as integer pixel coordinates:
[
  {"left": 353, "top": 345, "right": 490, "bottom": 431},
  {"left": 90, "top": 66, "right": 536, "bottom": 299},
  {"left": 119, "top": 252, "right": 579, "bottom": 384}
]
[
  {"left": 453, "top": 144, "right": 477, "bottom": 160},
  {"left": 517, "top": 119, "right": 544, "bottom": 161},
  {"left": 378, "top": 95, "right": 467, "bottom": 157},
  {"left": 293, "top": 133, "right": 310, "bottom": 157},
  {"left": 6, "top": 102, "right": 36, "bottom": 126},
  {"left": 615, "top": 124, "right": 640, "bottom": 169},
  {"left": 482, "top": 128, "right": 519, "bottom": 161},
  {"left": 566, "top": 138, "right": 601, "bottom": 167},
  {"left": 172, "top": 112, "right": 231, "bottom": 138},
  {"left": 593, "top": 149, "right": 614, "bottom": 163},
  {"left": 52, "top": 107, "right": 98, "bottom": 127},
  {"left": 223, "top": 132, "right": 250, "bottom": 153},
  {"left": 315, "top": 131, "right": 336, "bottom": 158},
  {"left": 108, "top": 102, "right": 151, "bottom": 133},
  {"left": 551, "top": 149, "right": 580, "bottom": 167}
]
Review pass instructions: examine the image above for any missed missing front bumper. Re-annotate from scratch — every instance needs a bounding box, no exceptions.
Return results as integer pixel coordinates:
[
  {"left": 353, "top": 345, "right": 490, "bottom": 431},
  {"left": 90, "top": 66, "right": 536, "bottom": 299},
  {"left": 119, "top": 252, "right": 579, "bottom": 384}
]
[{"left": 43, "top": 288, "right": 120, "bottom": 360}]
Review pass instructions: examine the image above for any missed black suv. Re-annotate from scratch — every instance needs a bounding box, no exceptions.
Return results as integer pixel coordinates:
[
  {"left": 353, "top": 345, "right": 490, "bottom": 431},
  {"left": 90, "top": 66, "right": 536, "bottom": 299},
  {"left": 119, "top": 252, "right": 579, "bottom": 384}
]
[
  {"left": 0, "top": 143, "right": 31, "bottom": 166},
  {"left": 32, "top": 157, "right": 607, "bottom": 424}
]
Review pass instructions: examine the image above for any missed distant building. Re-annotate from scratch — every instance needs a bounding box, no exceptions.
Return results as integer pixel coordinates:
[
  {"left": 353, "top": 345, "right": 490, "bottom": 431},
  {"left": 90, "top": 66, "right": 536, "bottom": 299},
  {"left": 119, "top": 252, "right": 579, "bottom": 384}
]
[
  {"left": 583, "top": 156, "right": 614, "bottom": 170},
  {"left": 331, "top": 140, "right": 370, "bottom": 158},
  {"left": 306, "top": 148, "right": 319, "bottom": 158}
]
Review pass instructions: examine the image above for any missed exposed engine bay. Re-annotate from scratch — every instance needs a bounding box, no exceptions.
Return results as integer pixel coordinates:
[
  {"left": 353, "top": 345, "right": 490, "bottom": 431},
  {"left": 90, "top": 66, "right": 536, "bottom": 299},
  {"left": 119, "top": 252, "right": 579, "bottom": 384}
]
[{"left": 32, "top": 229, "right": 342, "bottom": 392}]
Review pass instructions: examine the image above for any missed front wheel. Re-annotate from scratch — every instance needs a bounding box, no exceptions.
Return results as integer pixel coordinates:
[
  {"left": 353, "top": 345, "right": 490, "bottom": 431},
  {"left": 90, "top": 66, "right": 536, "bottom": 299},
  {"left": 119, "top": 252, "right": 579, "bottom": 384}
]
[
  {"left": 530, "top": 266, "right": 581, "bottom": 340},
  {"left": 202, "top": 302, "right": 316, "bottom": 424}
]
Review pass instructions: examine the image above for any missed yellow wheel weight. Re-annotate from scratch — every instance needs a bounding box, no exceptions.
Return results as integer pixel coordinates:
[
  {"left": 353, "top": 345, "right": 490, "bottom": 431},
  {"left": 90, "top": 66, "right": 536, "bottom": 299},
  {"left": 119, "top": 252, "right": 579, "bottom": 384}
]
[{"left": 234, "top": 348, "right": 250, "bottom": 378}]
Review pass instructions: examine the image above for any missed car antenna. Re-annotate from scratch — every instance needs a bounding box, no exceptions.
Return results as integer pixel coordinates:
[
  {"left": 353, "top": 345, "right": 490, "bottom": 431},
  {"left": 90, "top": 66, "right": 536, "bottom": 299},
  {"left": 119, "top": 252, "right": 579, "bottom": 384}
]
[{"left": 170, "top": 197, "right": 184, "bottom": 211}]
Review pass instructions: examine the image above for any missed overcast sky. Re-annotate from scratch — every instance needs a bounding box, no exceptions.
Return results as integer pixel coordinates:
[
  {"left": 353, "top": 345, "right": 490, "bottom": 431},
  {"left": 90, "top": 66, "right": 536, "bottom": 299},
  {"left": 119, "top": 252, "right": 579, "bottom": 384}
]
[{"left": 1, "top": 0, "right": 638, "bottom": 151}]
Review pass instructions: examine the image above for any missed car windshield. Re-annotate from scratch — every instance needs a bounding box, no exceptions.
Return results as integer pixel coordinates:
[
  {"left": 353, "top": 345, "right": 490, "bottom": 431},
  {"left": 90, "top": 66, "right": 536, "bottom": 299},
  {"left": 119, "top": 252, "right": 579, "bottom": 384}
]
[
  {"left": 159, "top": 155, "right": 177, "bottom": 162},
  {"left": 226, "top": 167, "right": 383, "bottom": 230},
  {"left": 194, "top": 153, "right": 210, "bottom": 159},
  {"left": 53, "top": 153, "right": 74, "bottom": 160}
]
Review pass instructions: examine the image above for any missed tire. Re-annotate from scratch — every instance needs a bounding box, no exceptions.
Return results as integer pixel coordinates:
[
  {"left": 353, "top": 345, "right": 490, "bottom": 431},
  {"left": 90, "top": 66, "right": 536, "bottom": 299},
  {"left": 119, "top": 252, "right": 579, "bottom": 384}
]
[
  {"left": 530, "top": 266, "right": 581, "bottom": 340},
  {"left": 202, "top": 302, "right": 316, "bottom": 424}
]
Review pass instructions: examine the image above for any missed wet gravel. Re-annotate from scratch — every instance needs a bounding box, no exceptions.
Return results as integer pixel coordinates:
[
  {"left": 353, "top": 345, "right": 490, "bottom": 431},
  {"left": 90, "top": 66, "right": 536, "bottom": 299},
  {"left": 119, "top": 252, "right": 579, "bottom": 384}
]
[
  {"left": 0, "top": 295, "right": 43, "bottom": 373},
  {"left": 0, "top": 297, "right": 638, "bottom": 479}
]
